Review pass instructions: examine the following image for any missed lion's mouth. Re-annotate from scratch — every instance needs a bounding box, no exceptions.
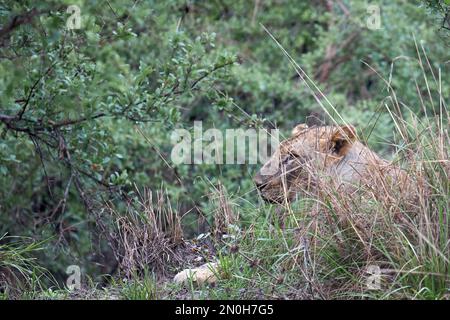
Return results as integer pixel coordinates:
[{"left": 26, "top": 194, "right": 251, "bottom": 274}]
[
  {"left": 256, "top": 183, "right": 288, "bottom": 204},
  {"left": 255, "top": 171, "right": 298, "bottom": 204}
]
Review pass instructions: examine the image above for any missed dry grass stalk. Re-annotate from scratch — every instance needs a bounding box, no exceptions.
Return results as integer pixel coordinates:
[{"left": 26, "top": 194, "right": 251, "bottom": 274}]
[{"left": 107, "top": 186, "right": 184, "bottom": 278}]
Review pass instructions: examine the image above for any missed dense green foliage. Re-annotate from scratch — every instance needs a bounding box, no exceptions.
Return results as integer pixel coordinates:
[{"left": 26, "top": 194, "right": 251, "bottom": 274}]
[{"left": 0, "top": 0, "right": 449, "bottom": 299}]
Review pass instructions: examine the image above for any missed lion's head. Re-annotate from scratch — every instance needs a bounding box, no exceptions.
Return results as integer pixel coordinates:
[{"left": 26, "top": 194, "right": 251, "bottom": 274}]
[{"left": 254, "top": 123, "right": 385, "bottom": 203}]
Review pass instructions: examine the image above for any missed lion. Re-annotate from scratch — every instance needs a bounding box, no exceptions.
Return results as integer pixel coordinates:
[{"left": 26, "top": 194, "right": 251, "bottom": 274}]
[
  {"left": 173, "top": 124, "right": 413, "bottom": 285},
  {"left": 254, "top": 123, "right": 412, "bottom": 204}
]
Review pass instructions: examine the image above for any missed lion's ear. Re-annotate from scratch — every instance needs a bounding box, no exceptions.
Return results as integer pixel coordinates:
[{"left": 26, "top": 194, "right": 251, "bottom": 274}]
[
  {"left": 292, "top": 123, "right": 308, "bottom": 136},
  {"left": 330, "top": 125, "right": 356, "bottom": 156}
]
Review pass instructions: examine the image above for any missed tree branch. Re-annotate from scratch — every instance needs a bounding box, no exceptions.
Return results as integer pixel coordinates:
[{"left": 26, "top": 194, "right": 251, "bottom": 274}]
[{"left": 0, "top": 8, "right": 41, "bottom": 41}]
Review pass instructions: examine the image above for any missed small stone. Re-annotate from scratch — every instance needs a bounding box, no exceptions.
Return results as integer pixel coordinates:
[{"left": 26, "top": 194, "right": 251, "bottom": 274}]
[{"left": 173, "top": 262, "right": 219, "bottom": 285}]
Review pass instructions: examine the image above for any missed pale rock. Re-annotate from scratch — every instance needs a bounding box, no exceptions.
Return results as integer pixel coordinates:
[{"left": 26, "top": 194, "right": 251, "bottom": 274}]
[{"left": 173, "top": 262, "right": 219, "bottom": 285}]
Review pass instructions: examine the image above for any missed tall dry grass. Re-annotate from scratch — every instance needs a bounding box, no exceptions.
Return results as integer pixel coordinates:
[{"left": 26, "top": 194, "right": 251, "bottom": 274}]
[
  {"left": 289, "top": 49, "right": 449, "bottom": 299},
  {"left": 106, "top": 186, "right": 184, "bottom": 278}
]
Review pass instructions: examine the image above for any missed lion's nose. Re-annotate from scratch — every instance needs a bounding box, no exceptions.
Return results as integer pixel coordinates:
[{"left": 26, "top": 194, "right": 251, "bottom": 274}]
[
  {"left": 254, "top": 173, "right": 266, "bottom": 190},
  {"left": 255, "top": 181, "right": 264, "bottom": 190}
]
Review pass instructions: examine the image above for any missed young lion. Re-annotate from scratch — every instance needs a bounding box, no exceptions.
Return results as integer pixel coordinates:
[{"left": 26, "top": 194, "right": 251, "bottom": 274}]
[{"left": 254, "top": 123, "right": 412, "bottom": 204}]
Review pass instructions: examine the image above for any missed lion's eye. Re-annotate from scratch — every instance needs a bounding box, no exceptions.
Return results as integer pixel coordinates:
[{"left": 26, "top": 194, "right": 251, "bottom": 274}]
[
  {"left": 282, "top": 153, "right": 299, "bottom": 165},
  {"left": 282, "top": 156, "right": 291, "bottom": 165}
]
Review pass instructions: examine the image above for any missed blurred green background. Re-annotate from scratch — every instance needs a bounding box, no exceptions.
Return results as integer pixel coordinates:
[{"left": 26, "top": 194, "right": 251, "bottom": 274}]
[{"left": 0, "top": 0, "right": 448, "bottom": 285}]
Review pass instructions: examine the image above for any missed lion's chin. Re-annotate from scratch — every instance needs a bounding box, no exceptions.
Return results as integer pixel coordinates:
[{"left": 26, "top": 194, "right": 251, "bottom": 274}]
[{"left": 259, "top": 189, "right": 291, "bottom": 204}]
